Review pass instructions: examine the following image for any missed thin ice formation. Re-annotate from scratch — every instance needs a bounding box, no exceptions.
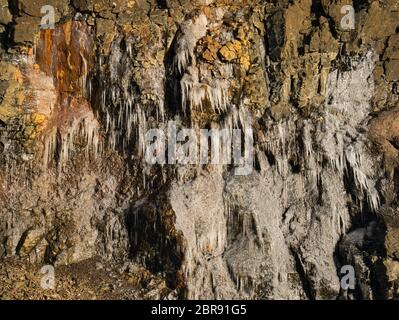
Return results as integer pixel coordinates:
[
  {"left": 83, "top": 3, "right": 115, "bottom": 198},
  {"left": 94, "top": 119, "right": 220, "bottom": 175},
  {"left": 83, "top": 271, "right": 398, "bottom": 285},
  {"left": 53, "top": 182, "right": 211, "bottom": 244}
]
[
  {"left": 174, "top": 14, "right": 208, "bottom": 74},
  {"left": 98, "top": 33, "right": 165, "bottom": 157},
  {"left": 262, "top": 51, "right": 380, "bottom": 212},
  {"left": 43, "top": 109, "right": 100, "bottom": 169},
  {"left": 180, "top": 66, "right": 230, "bottom": 115}
]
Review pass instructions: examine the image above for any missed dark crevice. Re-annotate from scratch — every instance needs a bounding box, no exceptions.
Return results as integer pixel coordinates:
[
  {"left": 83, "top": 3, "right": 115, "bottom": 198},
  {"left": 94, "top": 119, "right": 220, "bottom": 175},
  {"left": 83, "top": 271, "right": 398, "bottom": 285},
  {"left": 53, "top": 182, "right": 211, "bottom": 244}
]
[
  {"left": 1, "top": 0, "right": 19, "bottom": 49},
  {"left": 292, "top": 250, "right": 315, "bottom": 300}
]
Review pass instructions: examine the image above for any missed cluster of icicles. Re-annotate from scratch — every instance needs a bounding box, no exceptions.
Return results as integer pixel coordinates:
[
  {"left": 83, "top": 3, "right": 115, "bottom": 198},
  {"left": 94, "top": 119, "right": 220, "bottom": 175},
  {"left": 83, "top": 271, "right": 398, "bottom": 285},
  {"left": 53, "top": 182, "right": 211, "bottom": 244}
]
[
  {"left": 37, "top": 18, "right": 101, "bottom": 170},
  {"left": 43, "top": 110, "right": 100, "bottom": 169},
  {"left": 93, "top": 12, "right": 248, "bottom": 171},
  {"left": 38, "top": 11, "right": 379, "bottom": 218},
  {"left": 97, "top": 34, "right": 162, "bottom": 158},
  {"left": 180, "top": 50, "right": 381, "bottom": 298},
  {"left": 260, "top": 51, "right": 380, "bottom": 212},
  {"left": 30, "top": 13, "right": 382, "bottom": 299},
  {"left": 37, "top": 12, "right": 247, "bottom": 176}
]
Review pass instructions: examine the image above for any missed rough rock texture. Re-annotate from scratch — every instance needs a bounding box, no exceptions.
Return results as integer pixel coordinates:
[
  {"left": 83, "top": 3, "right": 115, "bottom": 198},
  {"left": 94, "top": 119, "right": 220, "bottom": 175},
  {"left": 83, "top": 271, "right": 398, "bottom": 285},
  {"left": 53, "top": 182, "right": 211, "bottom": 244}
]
[{"left": 0, "top": 0, "right": 398, "bottom": 300}]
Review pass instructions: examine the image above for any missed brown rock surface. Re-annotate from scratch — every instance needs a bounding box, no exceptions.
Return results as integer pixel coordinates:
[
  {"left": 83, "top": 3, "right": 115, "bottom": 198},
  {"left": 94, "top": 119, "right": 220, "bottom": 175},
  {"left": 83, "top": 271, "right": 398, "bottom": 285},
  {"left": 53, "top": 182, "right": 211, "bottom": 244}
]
[{"left": 0, "top": 0, "right": 399, "bottom": 301}]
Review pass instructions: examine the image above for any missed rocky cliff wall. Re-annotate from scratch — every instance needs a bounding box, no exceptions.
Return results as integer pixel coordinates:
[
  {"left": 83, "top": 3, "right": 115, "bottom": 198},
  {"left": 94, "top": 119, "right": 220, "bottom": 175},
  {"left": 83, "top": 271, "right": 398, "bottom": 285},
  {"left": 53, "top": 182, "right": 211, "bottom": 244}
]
[{"left": 0, "top": 0, "right": 398, "bottom": 300}]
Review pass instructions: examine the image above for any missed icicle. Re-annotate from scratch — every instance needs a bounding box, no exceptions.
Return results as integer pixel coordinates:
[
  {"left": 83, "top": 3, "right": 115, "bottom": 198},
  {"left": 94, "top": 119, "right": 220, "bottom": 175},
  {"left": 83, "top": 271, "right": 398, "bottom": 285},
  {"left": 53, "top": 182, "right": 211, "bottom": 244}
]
[
  {"left": 43, "top": 127, "right": 58, "bottom": 168},
  {"left": 80, "top": 52, "right": 88, "bottom": 97},
  {"left": 258, "top": 50, "right": 380, "bottom": 219},
  {"left": 174, "top": 13, "right": 208, "bottom": 74}
]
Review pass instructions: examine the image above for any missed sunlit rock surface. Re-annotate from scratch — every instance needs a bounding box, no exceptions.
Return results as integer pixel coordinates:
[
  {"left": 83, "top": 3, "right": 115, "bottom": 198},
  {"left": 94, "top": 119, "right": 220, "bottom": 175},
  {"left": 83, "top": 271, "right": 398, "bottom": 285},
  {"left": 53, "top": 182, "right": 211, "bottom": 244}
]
[{"left": 0, "top": 0, "right": 399, "bottom": 300}]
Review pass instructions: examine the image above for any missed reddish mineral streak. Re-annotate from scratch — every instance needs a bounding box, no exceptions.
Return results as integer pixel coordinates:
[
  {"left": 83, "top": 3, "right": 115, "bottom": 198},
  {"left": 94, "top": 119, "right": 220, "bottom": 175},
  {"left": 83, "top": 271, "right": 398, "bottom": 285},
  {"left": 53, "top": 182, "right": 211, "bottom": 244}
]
[
  {"left": 34, "top": 20, "right": 100, "bottom": 168},
  {"left": 36, "top": 20, "right": 94, "bottom": 98}
]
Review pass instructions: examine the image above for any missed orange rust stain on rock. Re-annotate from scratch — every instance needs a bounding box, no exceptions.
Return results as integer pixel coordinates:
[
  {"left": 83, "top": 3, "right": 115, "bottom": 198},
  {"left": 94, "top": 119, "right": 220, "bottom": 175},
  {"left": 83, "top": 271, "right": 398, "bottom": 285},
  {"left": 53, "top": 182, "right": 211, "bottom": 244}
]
[
  {"left": 35, "top": 21, "right": 94, "bottom": 98},
  {"left": 63, "top": 21, "right": 72, "bottom": 46},
  {"left": 36, "top": 29, "right": 54, "bottom": 76},
  {"left": 46, "top": 97, "right": 91, "bottom": 129},
  {"left": 13, "top": 69, "right": 24, "bottom": 85},
  {"left": 33, "top": 20, "right": 97, "bottom": 148}
]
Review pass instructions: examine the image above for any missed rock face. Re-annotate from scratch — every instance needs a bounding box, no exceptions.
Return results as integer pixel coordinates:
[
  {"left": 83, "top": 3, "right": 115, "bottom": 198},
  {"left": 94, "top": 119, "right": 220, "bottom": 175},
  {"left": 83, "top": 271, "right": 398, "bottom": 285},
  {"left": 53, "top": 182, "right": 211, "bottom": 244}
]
[{"left": 0, "top": 0, "right": 398, "bottom": 300}]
